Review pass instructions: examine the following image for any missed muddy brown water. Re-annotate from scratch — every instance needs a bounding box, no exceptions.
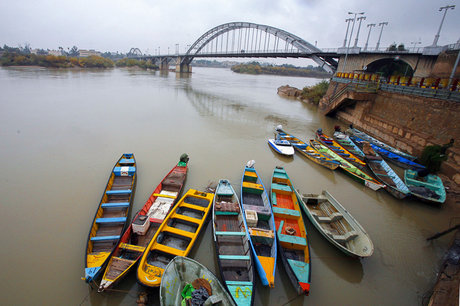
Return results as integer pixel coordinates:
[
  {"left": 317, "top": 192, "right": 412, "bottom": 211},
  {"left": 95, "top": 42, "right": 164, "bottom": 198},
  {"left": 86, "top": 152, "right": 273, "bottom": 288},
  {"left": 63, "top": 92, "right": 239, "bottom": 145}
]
[{"left": 0, "top": 66, "right": 458, "bottom": 305}]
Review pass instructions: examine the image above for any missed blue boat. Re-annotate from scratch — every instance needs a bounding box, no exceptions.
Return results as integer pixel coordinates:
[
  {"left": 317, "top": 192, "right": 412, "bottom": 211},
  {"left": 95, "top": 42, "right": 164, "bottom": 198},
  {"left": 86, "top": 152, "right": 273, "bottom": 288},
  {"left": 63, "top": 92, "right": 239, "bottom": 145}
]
[
  {"left": 360, "top": 142, "right": 410, "bottom": 199},
  {"left": 348, "top": 126, "right": 417, "bottom": 161},
  {"left": 350, "top": 135, "right": 426, "bottom": 171},
  {"left": 240, "top": 161, "right": 277, "bottom": 288}
]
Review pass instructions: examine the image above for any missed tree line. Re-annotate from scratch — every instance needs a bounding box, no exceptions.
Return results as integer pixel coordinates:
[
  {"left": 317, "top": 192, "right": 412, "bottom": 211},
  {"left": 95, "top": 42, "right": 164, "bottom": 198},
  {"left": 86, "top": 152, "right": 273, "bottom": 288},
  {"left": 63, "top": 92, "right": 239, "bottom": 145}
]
[{"left": 231, "top": 62, "right": 331, "bottom": 78}]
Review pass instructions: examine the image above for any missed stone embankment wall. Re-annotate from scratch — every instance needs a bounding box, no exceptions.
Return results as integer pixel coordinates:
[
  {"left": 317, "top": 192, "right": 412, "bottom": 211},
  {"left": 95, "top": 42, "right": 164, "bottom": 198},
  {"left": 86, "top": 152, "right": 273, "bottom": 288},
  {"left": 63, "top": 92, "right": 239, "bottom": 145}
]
[{"left": 321, "top": 81, "right": 460, "bottom": 184}]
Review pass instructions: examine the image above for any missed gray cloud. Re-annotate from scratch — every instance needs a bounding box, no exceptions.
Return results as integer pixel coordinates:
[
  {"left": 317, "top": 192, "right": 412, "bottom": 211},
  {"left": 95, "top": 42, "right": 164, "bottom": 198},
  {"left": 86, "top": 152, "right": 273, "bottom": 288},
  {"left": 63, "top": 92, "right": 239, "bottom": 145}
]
[{"left": 1, "top": 0, "right": 458, "bottom": 54}]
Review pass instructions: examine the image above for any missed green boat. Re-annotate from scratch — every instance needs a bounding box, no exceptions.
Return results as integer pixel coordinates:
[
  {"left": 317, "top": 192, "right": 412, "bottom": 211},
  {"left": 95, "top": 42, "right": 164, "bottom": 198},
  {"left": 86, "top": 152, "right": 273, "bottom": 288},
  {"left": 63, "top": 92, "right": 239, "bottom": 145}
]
[
  {"left": 310, "top": 140, "right": 384, "bottom": 191},
  {"left": 404, "top": 170, "right": 446, "bottom": 204},
  {"left": 159, "top": 256, "right": 236, "bottom": 306}
]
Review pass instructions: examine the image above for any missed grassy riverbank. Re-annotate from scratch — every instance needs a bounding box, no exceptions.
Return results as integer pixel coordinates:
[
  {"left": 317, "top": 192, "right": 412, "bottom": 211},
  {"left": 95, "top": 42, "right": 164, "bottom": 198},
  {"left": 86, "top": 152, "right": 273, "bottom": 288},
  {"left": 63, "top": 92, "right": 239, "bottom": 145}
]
[
  {"left": 231, "top": 62, "right": 330, "bottom": 78},
  {"left": 300, "top": 80, "right": 330, "bottom": 104},
  {"left": 0, "top": 53, "right": 158, "bottom": 69}
]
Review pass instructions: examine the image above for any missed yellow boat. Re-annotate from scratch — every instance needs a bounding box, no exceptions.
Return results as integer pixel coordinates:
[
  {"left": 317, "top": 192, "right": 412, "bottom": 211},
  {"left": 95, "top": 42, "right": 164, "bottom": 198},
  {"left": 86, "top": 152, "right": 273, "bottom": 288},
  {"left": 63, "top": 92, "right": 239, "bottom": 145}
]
[
  {"left": 84, "top": 153, "right": 137, "bottom": 283},
  {"left": 137, "top": 189, "right": 214, "bottom": 287}
]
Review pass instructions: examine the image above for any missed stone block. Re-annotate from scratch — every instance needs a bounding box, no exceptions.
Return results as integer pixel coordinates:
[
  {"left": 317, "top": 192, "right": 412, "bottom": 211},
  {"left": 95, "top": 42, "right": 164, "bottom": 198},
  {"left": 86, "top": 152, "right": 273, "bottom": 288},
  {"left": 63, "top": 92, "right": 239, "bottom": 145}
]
[
  {"left": 398, "top": 129, "right": 404, "bottom": 137},
  {"left": 405, "top": 132, "right": 411, "bottom": 139},
  {"left": 453, "top": 173, "right": 460, "bottom": 185}
]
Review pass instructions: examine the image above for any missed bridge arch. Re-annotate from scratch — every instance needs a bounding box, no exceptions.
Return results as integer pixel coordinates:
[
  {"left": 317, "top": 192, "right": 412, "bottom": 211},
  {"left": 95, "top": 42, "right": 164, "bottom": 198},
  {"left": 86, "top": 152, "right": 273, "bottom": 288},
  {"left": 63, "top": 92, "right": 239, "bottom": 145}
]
[
  {"left": 127, "top": 48, "right": 142, "bottom": 57},
  {"left": 182, "top": 22, "right": 336, "bottom": 73},
  {"left": 365, "top": 57, "right": 414, "bottom": 78}
]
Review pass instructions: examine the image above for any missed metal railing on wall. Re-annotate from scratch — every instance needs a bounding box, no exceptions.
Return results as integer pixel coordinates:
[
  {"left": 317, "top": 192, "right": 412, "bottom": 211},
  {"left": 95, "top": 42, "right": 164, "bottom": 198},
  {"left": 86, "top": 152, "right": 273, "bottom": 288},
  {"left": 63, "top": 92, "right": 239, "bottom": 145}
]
[{"left": 331, "top": 76, "right": 460, "bottom": 102}]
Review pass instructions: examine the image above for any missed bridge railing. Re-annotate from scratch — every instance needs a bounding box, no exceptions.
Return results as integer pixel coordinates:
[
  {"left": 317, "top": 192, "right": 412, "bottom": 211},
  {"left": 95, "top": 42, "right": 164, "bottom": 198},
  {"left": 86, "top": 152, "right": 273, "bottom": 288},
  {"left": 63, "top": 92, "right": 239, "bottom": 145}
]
[{"left": 331, "top": 76, "right": 460, "bottom": 102}]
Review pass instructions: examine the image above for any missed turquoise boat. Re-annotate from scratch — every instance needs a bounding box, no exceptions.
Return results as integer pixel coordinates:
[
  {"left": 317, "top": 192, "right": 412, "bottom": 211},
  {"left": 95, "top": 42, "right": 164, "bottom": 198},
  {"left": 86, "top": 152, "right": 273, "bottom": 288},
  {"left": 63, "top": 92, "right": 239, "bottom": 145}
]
[
  {"left": 212, "top": 179, "right": 255, "bottom": 306},
  {"left": 333, "top": 130, "right": 366, "bottom": 161},
  {"left": 404, "top": 170, "right": 446, "bottom": 204},
  {"left": 240, "top": 160, "right": 277, "bottom": 288}
]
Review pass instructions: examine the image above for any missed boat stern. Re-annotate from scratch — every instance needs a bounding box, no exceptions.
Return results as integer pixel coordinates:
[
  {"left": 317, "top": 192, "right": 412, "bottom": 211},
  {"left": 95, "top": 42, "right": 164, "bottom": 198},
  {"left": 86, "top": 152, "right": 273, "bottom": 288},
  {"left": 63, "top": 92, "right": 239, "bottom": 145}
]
[
  {"left": 299, "top": 282, "right": 310, "bottom": 295},
  {"left": 137, "top": 263, "right": 164, "bottom": 287},
  {"left": 84, "top": 266, "right": 101, "bottom": 283}
]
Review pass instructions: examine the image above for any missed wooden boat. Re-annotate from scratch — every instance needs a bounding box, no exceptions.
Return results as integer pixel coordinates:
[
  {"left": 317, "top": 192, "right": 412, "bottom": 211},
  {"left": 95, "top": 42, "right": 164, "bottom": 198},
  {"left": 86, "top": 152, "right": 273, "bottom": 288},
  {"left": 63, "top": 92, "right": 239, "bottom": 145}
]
[
  {"left": 333, "top": 130, "right": 366, "bottom": 161},
  {"left": 295, "top": 189, "right": 374, "bottom": 258},
  {"left": 98, "top": 154, "right": 189, "bottom": 292},
  {"left": 159, "top": 256, "right": 236, "bottom": 306},
  {"left": 347, "top": 126, "right": 417, "bottom": 161},
  {"left": 316, "top": 129, "right": 366, "bottom": 170},
  {"left": 404, "top": 170, "right": 446, "bottom": 204},
  {"left": 309, "top": 140, "right": 385, "bottom": 191},
  {"left": 212, "top": 179, "right": 255, "bottom": 306},
  {"left": 270, "top": 167, "right": 311, "bottom": 295},
  {"left": 267, "top": 138, "right": 294, "bottom": 156},
  {"left": 137, "top": 189, "right": 214, "bottom": 287},
  {"left": 349, "top": 135, "right": 426, "bottom": 171},
  {"left": 240, "top": 161, "right": 277, "bottom": 288},
  {"left": 275, "top": 127, "right": 340, "bottom": 170},
  {"left": 359, "top": 142, "right": 410, "bottom": 199},
  {"left": 84, "top": 153, "right": 137, "bottom": 283}
]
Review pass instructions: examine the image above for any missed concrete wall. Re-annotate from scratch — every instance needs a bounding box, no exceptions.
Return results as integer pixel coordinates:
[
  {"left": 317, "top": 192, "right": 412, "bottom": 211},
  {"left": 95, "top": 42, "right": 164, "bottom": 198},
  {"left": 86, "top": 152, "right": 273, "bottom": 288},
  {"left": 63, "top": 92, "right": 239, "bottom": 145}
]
[{"left": 323, "top": 81, "right": 460, "bottom": 183}]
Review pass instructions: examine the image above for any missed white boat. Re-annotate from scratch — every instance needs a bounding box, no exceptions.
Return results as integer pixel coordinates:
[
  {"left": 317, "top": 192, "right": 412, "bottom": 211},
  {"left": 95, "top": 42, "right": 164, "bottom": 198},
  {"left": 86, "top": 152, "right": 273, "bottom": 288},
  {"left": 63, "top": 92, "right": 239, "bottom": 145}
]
[
  {"left": 295, "top": 189, "right": 374, "bottom": 258},
  {"left": 268, "top": 138, "right": 294, "bottom": 156}
]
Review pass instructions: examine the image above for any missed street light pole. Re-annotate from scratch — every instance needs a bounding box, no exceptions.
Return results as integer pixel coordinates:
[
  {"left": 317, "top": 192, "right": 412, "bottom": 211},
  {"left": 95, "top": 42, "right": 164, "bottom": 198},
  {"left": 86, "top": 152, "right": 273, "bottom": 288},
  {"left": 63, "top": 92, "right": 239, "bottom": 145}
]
[
  {"left": 341, "top": 11, "right": 364, "bottom": 74},
  {"left": 432, "top": 5, "right": 455, "bottom": 46},
  {"left": 342, "top": 18, "right": 353, "bottom": 47},
  {"left": 364, "top": 23, "right": 376, "bottom": 51},
  {"left": 375, "top": 22, "right": 389, "bottom": 50},
  {"left": 410, "top": 41, "right": 421, "bottom": 52},
  {"left": 353, "top": 16, "right": 366, "bottom": 47}
]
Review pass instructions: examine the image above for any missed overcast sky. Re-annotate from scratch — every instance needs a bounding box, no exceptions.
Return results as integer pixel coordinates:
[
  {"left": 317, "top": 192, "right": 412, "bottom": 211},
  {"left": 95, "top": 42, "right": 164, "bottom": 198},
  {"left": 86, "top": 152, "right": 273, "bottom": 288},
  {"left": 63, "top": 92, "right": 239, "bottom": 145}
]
[{"left": 1, "top": 0, "right": 459, "bottom": 55}]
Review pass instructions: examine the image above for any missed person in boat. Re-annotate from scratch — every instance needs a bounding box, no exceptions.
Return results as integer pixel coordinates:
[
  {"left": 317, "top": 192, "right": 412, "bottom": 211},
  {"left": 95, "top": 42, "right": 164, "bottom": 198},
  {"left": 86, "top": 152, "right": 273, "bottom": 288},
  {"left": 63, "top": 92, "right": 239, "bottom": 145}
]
[
  {"left": 420, "top": 139, "right": 454, "bottom": 173},
  {"left": 317, "top": 128, "right": 323, "bottom": 135},
  {"left": 334, "top": 125, "right": 342, "bottom": 132}
]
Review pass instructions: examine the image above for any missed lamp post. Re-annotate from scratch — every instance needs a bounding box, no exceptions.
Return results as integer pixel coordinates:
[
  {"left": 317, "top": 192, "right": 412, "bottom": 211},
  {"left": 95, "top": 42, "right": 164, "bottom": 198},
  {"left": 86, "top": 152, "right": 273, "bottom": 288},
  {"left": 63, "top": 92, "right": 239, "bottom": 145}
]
[
  {"left": 158, "top": 46, "right": 160, "bottom": 55},
  {"left": 410, "top": 41, "right": 421, "bottom": 52},
  {"left": 168, "top": 47, "right": 170, "bottom": 55},
  {"left": 341, "top": 11, "right": 364, "bottom": 74},
  {"left": 175, "top": 44, "right": 179, "bottom": 55},
  {"left": 375, "top": 22, "right": 388, "bottom": 50},
  {"left": 432, "top": 5, "right": 455, "bottom": 46},
  {"left": 364, "top": 23, "right": 376, "bottom": 51},
  {"left": 353, "top": 16, "right": 366, "bottom": 47},
  {"left": 342, "top": 18, "right": 353, "bottom": 47}
]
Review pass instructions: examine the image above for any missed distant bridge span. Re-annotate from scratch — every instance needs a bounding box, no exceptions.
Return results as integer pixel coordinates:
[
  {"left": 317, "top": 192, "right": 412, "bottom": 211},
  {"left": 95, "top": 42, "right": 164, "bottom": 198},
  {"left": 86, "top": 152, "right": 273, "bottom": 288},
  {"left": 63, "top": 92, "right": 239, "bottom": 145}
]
[{"left": 137, "top": 22, "right": 339, "bottom": 73}]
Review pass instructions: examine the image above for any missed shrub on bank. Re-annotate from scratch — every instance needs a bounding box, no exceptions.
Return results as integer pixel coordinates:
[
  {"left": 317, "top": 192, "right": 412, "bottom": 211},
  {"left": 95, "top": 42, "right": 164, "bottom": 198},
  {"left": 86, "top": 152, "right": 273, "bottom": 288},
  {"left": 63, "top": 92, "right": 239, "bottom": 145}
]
[
  {"left": 116, "top": 58, "right": 158, "bottom": 69},
  {"left": 300, "top": 80, "right": 330, "bottom": 104},
  {"left": 0, "top": 52, "right": 114, "bottom": 68}
]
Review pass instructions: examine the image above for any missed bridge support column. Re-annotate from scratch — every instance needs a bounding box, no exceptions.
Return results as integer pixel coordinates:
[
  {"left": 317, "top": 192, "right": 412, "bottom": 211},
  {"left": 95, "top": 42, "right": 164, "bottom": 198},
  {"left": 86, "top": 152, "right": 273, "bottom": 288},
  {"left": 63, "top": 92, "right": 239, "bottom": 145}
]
[
  {"left": 159, "top": 57, "right": 169, "bottom": 71},
  {"left": 175, "top": 57, "right": 192, "bottom": 73}
]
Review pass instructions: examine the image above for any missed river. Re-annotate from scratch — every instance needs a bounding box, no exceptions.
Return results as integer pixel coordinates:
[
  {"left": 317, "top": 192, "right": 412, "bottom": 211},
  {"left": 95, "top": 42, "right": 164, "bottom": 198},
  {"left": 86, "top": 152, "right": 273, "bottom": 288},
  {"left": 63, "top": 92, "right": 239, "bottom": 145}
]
[{"left": 0, "top": 66, "right": 456, "bottom": 305}]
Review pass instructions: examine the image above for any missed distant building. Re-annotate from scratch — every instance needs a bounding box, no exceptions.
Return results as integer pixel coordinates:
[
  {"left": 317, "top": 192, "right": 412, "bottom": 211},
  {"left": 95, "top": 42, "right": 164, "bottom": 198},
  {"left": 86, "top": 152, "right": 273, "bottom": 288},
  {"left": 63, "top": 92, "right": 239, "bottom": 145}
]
[
  {"left": 79, "top": 49, "right": 101, "bottom": 57},
  {"left": 48, "top": 50, "right": 63, "bottom": 56}
]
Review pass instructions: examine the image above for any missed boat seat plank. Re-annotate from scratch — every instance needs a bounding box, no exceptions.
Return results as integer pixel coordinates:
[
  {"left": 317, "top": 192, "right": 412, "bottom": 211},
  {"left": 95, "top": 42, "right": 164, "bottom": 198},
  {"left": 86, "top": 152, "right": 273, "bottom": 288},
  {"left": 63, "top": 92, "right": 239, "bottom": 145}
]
[
  {"left": 215, "top": 231, "right": 246, "bottom": 236},
  {"left": 163, "top": 226, "right": 195, "bottom": 239},
  {"left": 225, "top": 281, "right": 253, "bottom": 286},
  {"left": 180, "top": 202, "right": 207, "bottom": 212},
  {"left": 215, "top": 211, "right": 239, "bottom": 216},
  {"left": 106, "top": 189, "right": 132, "bottom": 195},
  {"left": 219, "top": 255, "right": 250, "bottom": 260},
  {"left": 101, "top": 202, "right": 130, "bottom": 208},
  {"left": 332, "top": 231, "right": 358, "bottom": 243},
  {"left": 91, "top": 235, "right": 120, "bottom": 241},
  {"left": 272, "top": 183, "right": 292, "bottom": 193},
  {"left": 154, "top": 243, "right": 185, "bottom": 257},
  {"left": 113, "top": 166, "right": 136, "bottom": 176},
  {"left": 172, "top": 213, "right": 202, "bottom": 224},
  {"left": 272, "top": 206, "right": 300, "bottom": 217},
  {"left": 152, "top": 193, "right": 176, "bottom": 199},
  {"left": 278, "top": 234, "right": 307, "bottom": 246},
  {"left": 120, "top": 243, "right": 146, "bottom": 252},
  {"left": 311, "top": 211, "right": 343, "bottom": 223},
  {"left": 119, "top": 159, "right": 135, "bottom": 165},
  {"left": 96, "top": 217, "right": 127, "bottom": 224}
]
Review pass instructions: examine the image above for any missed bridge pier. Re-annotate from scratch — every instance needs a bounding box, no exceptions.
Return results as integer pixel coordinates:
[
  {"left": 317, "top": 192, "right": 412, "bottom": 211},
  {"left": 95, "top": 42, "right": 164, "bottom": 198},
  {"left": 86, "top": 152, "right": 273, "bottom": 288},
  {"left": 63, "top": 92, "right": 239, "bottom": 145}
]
[
  {"left": 175, "top": 57, "right": 192, "bottom": 73},
  {"left": 159, "top": 57, "right": 169, "bottom": 71}
]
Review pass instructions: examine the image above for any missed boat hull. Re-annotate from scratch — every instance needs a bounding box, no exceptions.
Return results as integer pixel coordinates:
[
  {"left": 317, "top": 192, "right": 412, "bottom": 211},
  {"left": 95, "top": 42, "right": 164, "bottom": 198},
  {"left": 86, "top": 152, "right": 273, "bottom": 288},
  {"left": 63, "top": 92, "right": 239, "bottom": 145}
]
[
  {"left": 137, "top": 189, "right": 214, "bottom": 287},
  {"left": 296, "top": 189, "right": 374, "bottom": 258},
  {"left": 404, "top": 170, "right": 446, "bottom": 204},
  {"left": 268, "top": 139, "right": 295, "bottom": 156},
  {"left": 84, "top": 153, "right": 137, "bottom": 283},
  {"left": 98, "top": 156, "right": 188, "bottom": 292},
  {"left": 240, "top": 162, "right": 277, "bottom": 288},
  {"left": 213, "top": 179, "right": 255, "bottom": 306},
  {"left": 159, "top": 256, "right": 236, "bottom": 306},
  {"left": 271, "top": 167, "right": 311, "bottom": 295}
]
